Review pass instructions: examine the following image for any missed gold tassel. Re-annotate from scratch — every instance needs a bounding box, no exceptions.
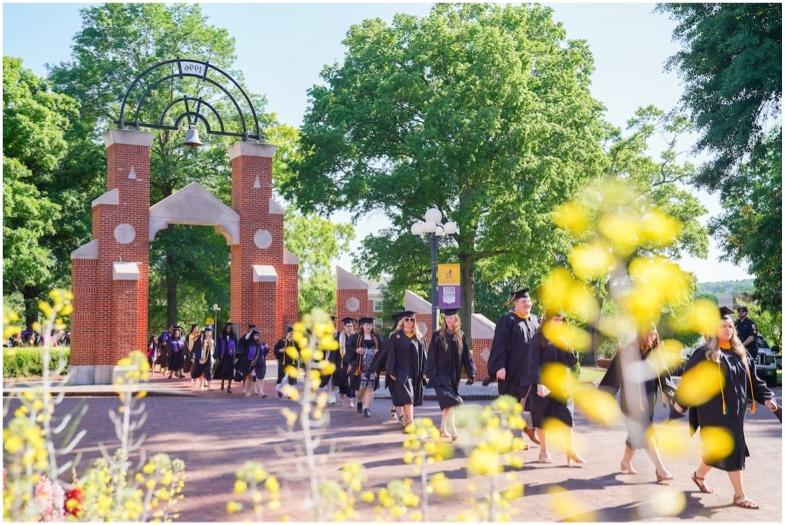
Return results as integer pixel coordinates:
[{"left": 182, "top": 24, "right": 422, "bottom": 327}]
[{"left": 717, "top": 361, "right": 727, "bottom": 415}]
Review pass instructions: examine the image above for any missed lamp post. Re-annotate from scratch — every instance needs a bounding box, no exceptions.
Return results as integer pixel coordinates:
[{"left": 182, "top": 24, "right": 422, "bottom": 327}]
[
  {"left": 211, "top": 304, "right": 221, "bottom": 338},
  {"left": 410, "top": 208, "right": 458, "bottom": 337}
]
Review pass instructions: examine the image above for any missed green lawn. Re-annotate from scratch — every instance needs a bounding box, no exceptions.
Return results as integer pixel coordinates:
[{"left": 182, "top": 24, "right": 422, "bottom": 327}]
[{"left": 579, "top": 366, "right": 606, "bottom": 385}]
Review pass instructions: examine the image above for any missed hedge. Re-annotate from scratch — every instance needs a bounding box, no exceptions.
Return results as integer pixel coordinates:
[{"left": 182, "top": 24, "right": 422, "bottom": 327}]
[{"left": 3, "top": 347, "right": 70, "bottom": 378}]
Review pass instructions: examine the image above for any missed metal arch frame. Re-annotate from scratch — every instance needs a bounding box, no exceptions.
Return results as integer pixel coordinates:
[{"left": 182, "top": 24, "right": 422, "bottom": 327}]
[{"left": 117, "top": 58, "right": 262, "bottom": 141}]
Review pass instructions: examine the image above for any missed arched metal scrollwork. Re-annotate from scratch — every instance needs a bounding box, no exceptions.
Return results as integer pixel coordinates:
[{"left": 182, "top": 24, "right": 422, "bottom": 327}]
[{"left": 118, "top": 58, "right": 262, "bottom": 141}]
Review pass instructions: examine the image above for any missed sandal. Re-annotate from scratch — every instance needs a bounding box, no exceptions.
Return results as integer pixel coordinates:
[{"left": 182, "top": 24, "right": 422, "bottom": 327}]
[
  {"left": 537, "top": 453, "right": 553, "bottom": 464},
  {"left": 691, "top": 471, "right": 713, "bottom": 494},
  {"left": 655, "top": 470, "right": 674, "bottom": 483},
  {"left": 733, "top": 495, "right": 759, "bottom": 509},
  {"left": 620, "top": 461, "right": 638, "bottom": 475}
]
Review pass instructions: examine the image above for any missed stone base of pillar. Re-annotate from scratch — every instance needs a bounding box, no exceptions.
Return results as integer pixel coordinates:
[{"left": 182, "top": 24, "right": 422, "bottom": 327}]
[{"left": 67, "top": 365, "right": 95, "bottom": 385}]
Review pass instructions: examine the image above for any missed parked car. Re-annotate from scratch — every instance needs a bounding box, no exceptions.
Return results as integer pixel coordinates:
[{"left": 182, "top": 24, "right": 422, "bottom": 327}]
[{"left": 753, "top": 335, "right": 781, "bottom": 386}]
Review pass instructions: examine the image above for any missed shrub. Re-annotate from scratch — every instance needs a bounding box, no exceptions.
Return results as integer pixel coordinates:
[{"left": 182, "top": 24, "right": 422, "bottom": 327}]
[{"left": 3, "top": 347, "right": 70, "bottom": 378}]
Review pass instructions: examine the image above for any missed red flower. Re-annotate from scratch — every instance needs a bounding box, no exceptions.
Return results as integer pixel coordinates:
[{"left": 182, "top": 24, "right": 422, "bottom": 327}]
[{"left": 64, "top": 487, "right": 83, "bottom": 517}]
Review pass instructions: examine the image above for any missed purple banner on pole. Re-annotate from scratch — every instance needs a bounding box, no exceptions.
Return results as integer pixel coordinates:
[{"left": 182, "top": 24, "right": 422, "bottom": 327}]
[{"left": 438, "top": 285, "right": 461, "bottom": 309}]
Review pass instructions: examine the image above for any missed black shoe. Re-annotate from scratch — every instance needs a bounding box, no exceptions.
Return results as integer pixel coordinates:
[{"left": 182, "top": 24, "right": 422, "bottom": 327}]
[
  {"left": 278, "top": 391, "right": 283, "bottom": 399},
  {"left": 356, "top": 402, "right": 363, "bottom": 414},
  {"left": 363, "top": 408, "right": 371, "bottom": 417}
]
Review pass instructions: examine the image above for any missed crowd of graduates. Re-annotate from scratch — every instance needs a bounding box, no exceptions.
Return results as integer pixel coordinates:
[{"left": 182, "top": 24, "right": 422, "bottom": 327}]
[{"left": 146, "top": 286, "right": 779, "bottom": 510}]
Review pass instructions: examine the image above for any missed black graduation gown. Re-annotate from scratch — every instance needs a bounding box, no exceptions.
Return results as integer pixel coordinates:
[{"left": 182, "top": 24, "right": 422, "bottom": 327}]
[
  {"left": 677, "top": 345, "right": 774, "bottom": 471},
  {"left": 319, "top": 332, "right": 344, "bottom": 388},
  {"left": 214, "top": 335, "right": 237, "bottom": 380},
  {"left": 386, "top": 330, "right": 426, "bottom": 406},
  {"left": 487, "top": 312, "right": 540, "bottom": 401},
  {"left": 372, "top": 335, "right": 391, "bottom": 389},
  {"left": 190, "top": 338, "right": 213, "bottom": 380},
  {"left": 274, "top": 337, "right": 300, "bottom": 384},
  {"left": 168, "top": 339, "right": 186, "bottom": 371},
  {"left": 334, "top": 331, "right": 358, "bottom": 393},
  {"left": 239, "top": 341, "right": 267, "bottom": 379},
  {"left": 527, "top": 331, "right": 578, "bottom": 428},
  {"left": 351, "top": 335, "right": 382, "bottom": 391},
  {"left": 156, "top": 332, "right": 170, "bottom": 368},
  {"left": 425, "top": 332, "right": 476, "bottom": 409},
  {"left": 599, "top": 346, "right": 677, "bottom": 449}
]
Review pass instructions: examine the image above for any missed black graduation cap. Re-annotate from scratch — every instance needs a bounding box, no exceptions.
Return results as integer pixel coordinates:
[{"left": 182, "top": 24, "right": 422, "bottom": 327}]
[
  {"left": 391, "top": 310, "right": 405, "bottom": 323},
  {"left": 401, "top": 311, "right": 416, "bottom": 319},
  {"left": 358, "top": 316, "right": 374, "bottom": 325},
  {"left": 341, "top": 317, "right": 355, "bottom": 325},
  {"left": 286, "top": 325, "right": 293, "bottom": 333},
  {"left": 330, "top": 315, "right": 337, "bottom": 321},
  {"left": 509, "top": 288, "right": 531, "bottom": 301},
  {"left": 736, "top": 305, "right": 748, "bottom": 313},
  {"left": 203, "top": 326, "right": 213, "bottom": 332},
  {"left": 442, "top": 308, "right": 460, "bottom": 316},
  {"left": 247, "top": 323, "right": 256, "bottom": 329},
  {"left": 719, "top": 306, "right": 736, "bottom": 319}
]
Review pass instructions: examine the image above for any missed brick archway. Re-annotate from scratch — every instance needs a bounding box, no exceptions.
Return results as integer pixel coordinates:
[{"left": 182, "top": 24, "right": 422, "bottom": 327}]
[{"left": 69, "top": 130, "right": 299, "bottom": 384}]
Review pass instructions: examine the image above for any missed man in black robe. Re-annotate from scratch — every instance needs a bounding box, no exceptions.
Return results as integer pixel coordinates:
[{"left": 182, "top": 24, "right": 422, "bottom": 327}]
[{"left": 487, "top": 288, "right": 541, "bottom": 444}]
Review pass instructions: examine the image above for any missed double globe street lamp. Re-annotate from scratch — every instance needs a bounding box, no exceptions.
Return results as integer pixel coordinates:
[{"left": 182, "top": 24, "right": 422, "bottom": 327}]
[{"left": 410, "top": 208, "right": 459, "bottom": 337}]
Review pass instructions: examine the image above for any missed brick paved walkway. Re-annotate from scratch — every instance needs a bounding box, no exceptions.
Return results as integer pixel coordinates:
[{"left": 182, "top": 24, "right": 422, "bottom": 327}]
[{"left": 4, "top": 375, "right": 781, "bottom": 522}]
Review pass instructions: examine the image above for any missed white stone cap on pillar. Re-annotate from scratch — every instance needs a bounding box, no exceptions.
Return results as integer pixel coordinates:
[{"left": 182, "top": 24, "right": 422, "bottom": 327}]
[
  {"left": 283, "top": 248, "right": 299, "bottom": 265},
  {"left": 336, "top": 266, "right": 368, "bottom": 290},
  {"left": 92, "top": 188, "right": 119, "bottom": 207},
  {"left": 104, "top": 129, "right": 154, "bottom": 148},
  {"left": 228, "top": 142, "right": 276, "bottom": 160},
  {"left": 269, "top": 198, "right": 285, "bottom": 215},
  {"left": 113, "top": 262, "right": 140, "bottom": 281},
  {"left": 471, "top": 313, "right": 496, "bottom": 339},
  {"left": 71, "top": 239, "right": 99, "bottom": 260},
  {"left": 253, "top": 265, "right": 278, "bottom": 283},
  {"left": 404, "top": 290, "right": 432, "bottom": 314}
]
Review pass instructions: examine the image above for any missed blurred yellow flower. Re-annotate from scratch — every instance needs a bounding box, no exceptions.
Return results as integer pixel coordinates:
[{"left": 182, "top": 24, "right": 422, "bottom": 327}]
[
  {"left": 539, "top": 268, "right": 599, "bottom": 322},
  {"left": 553, "top": 201, "right": 591, "bottom": 236},
  {"left": 547, "top": 486, "right": 596, "bottom": 522},
  {"left": 569, "top": 241, "right": 617, "bottom": 281},
  {"left": 671, "top": 299, "right": 720, "bottom": 336},
  {"left": 676, "top": 360, "right": 724, "bottom": 407},
  {"left": 598, "top": 213, "right": 640, "bottom": 256},
  {"left": 573, "top": 385, "right": 622, "bottom": 425},
  {"left": 639, "top": 209, "right": 682, "bottom": 248},
  {"left": 646, "top": 420, "right": 690, "bottom": 458},
  {"left": 542, "top": 320, "right": 591, "bottom": 352},
  {"left": 700, "top": 426, "right": 734, "bottom": 463},
  {"left": 467, "top": 448, "right": 502, "bottom": 476},
  {"left": 539, "top": 362, "right": 575, "bottom": 402}
]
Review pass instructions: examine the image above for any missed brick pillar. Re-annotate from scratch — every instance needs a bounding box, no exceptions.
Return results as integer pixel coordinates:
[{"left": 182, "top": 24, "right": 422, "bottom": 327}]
[
  {"left": 70, "top": 129, "right": 152, "bottom": 384},
  {"left": 229, "top": 142, "right": 283, "bottom": 339},
  {"left": 335, "top": 266, "right": 371, "bottom": 331},
  {"left": 276, "top": 250, "right": 300, "bottom": 340}
]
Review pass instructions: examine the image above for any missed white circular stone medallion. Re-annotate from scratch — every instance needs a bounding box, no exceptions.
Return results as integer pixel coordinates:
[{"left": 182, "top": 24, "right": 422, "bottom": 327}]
[
  {"left": 113, "top": 223, "right": 136, "bottom": 244},
  {"left": 254, "top": 229, "right": 273, "bottom": 249},
  {"left": 346, "top": 297, "right": 360, "bottom": 312}
]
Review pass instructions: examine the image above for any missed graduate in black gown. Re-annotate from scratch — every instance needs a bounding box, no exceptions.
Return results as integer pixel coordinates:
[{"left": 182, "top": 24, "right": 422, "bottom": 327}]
[
  {"left": 147, "top": 335, "right": 158, "bottom": 371},
  {"left": 373, "top": 311, "right": 406, "bottom": 422},
  {"left": 599, "top": 323, "right": 675, "bottom": 480},
  {"left": 190, "top": 326, "right": 214, "bottom": 390},
  {"left": 239, "top": 329, "right": 269, "bottom": 398},
  {"left": 527, "top": 313, "right": 584, "bottom": 465},
  {"left": 486, "top": 288, "right": 540, "bottom": 444},
  {"left": 321, "top": 318, "right": 343, "bottom": 404},
  {"left": 672, "top": 311, "right": 778, "bottom": 509},
  {"left": 156, "top": 328, "right": 172, "bottom": 374},
  {"left": 274, "top": 326, "right": 301, "bottom": 399},
  {"left": 352, "top": 317, "right": 382, "bottom": 417},
  {"left": 184, "top": 324, "right": 200, "bottom": 379},
  {"left": 215, "top": 323, "right": 238, "bottom": 393},
  {"left": 385, "top": 311, "right": 426, "bottom": 428},
  {"left": 335, "top": 318, "right": 358, "bottom": 407},
  {"left": 168, "top": 326, "right": 186, "bottom": 379},
  {"left": 424, "top": 308, "right": 476, "bottom": 441}
]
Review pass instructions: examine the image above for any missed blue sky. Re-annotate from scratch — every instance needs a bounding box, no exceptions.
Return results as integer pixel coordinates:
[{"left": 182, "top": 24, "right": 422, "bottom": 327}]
[{"left": 3, "top": 2, "right": 752, "bottom": 282}]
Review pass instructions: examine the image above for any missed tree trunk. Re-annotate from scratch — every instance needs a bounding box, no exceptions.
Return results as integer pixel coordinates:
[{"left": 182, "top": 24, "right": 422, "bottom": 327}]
[
  {"left": 23, "top": 286, "right": 40, "bottom": 330},
  {"left": 166, "top": 252, "right": 177, "bottom": 329}
]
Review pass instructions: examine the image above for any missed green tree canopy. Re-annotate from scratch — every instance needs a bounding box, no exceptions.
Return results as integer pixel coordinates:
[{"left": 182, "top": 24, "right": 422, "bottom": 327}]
[
  {"left": 284, "top": 4, "right": 609, "bottom": 339},
  {"left": 659, "top": 3, "right": 782, "bottom": 314},
  {"left": 3, "top": 57, "right": 77, "bottom": 326}
]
